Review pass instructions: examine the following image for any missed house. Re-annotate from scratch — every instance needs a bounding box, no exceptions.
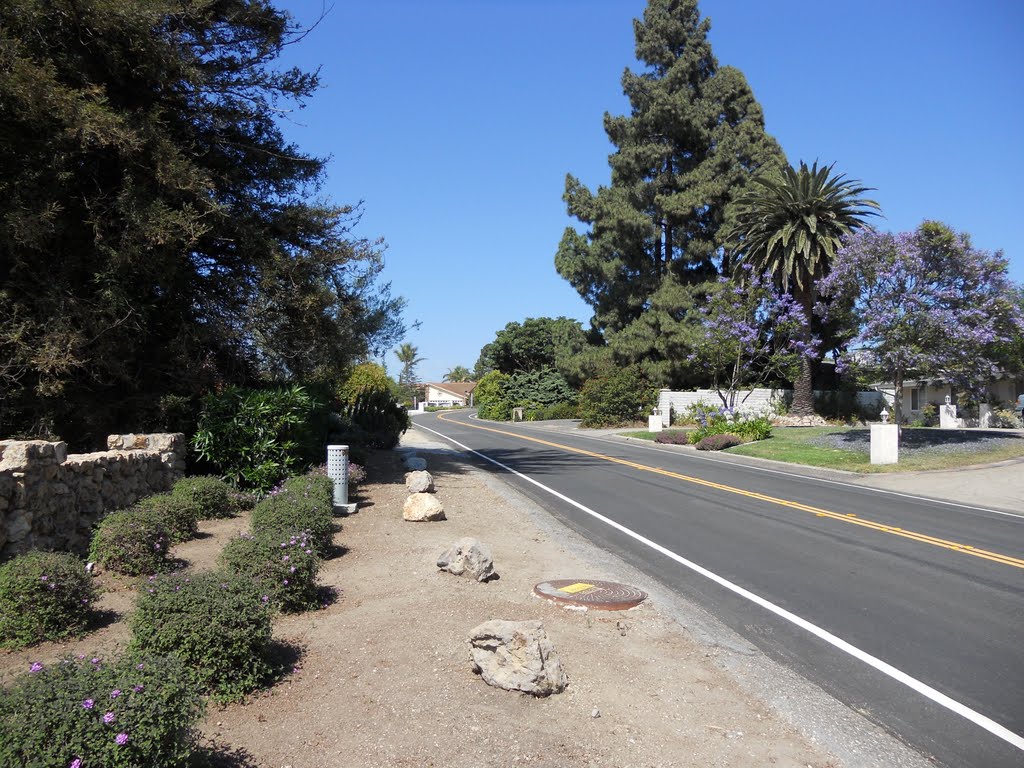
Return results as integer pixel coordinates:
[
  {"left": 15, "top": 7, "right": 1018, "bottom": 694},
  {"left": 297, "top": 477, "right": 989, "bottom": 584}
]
[
  {"left": 423, "top": 381, "right": 477, "bottom": 408},
  {"left": 870, "top": 372, "right": 1023, "bottom": 418}
]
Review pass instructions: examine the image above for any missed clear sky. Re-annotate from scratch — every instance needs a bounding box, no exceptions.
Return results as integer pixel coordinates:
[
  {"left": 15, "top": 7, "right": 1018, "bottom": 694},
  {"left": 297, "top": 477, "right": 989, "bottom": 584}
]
[{"left": 274, "top": 0, "right": 1024, "bottom": 384}]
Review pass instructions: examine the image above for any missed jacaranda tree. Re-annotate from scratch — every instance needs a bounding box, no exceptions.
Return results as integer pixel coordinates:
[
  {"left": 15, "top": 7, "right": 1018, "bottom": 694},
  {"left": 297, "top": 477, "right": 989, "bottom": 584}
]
[{"left": 819, "top": 221, "right": 1022, "bottom": 426}]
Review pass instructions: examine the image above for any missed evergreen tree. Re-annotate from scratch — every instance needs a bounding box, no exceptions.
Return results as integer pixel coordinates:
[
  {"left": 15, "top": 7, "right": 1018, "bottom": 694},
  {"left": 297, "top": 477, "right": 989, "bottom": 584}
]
[
  {"left": 0, "top": 0, "right": 404, "bottom": 446},
  {"left": 555, "top": 0, "right": 783, "bottom": 385}
]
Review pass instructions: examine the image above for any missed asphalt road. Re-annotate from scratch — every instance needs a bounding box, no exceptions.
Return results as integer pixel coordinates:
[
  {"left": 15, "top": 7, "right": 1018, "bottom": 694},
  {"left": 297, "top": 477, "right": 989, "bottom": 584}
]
[{"left": 413, "top": 411, "right": 1024, "bottom": 768}]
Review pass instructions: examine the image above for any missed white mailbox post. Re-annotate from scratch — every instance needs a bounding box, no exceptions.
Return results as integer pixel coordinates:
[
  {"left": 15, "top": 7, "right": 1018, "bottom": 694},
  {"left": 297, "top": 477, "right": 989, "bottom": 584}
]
[
  {"left": 870, "top": 412, "right": 899, "bottom": 465},
  {"left": 327, "top": 444, "right": 358, "bottom": 514},
  {"left": 648, "top": 408, "right": 664, "bottom": 433}
]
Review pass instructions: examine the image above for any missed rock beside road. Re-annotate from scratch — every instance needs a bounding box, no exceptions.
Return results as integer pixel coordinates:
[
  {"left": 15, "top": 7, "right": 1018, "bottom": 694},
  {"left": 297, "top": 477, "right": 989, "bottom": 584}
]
[
  {"left": 437, "top": 537, "right": 495, "bottom": 581},
  {"left": 403, "top": 492, "right": 445, "bottom": 521},
  {"left": 468, "top": 619, "right": 567, "bottom": 696},
  {"left": 405, "top": 470, "right": 434, "bottom": 494}
]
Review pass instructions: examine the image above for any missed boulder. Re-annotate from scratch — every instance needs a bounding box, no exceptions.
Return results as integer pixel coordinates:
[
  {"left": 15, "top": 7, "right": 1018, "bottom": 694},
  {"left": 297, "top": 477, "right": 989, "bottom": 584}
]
[
  {"left": 402, "top": 493, "right": 445, "bottom": 522},
  {"left": 403, "top": 456, "right": 428, "bottom": 471},
  {"left": 405, "top": 470, "right": 434, "bottom": 494},
  {"left": 468, "top": 620, "right": 567, "bottom": 696},
  {"left": 437, "top": 537, "right": 495, "bottom": 581}
]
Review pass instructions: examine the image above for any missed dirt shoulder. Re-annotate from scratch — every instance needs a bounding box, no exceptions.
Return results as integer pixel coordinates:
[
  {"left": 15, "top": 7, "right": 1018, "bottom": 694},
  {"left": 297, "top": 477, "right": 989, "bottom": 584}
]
[{"left": 1, "top": 430, "right": 933, "bottom": 767}]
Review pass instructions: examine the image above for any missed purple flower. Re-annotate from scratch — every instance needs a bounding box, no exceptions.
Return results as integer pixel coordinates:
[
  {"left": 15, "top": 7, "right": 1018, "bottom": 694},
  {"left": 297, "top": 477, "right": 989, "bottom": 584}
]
[
  {"left": 103, "top": 711, "right": 116, "bottom": 724},
  {"left": 82, "top": 699, "right": 94, "bottom": 709},
  {"left": 110, "top": 689, "right": 121, "bottom": 699},
  {"left": 70, "top": 759, "right": 82, "bottom": 768},
  {"left": 40, "top": 575, "right": 48, "bottom": 581},
  {"left": 29, "top": 662, "right": 43, "bottom": 673},
  {"left": 133, "top": 684, "right": 144, "bottom": 693},
  {"left": 116, "top": 732, "right": 129, "bottom": 745}
]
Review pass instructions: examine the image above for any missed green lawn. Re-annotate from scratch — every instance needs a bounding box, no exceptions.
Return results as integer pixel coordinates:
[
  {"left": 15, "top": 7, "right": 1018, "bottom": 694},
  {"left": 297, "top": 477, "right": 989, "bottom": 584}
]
[
  {"left": 618, "top": 428, "right": 691, "bottom": 441},
  {"left": 725, "top": 426, "right": 1024, "bottom": 473}
]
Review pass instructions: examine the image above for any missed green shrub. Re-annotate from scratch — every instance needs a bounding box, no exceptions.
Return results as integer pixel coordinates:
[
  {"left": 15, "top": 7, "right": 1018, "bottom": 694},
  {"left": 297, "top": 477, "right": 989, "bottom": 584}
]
[
  {"left": 578, "top": 366, "right": 656, "bottom": 427},
  {"left": 689, "top": 415, "right": 772, "bottom": 444},
  {"left": 992, "top": 408, "right": 1023, "bottom": 428},
  {"left": 335, "top": 387, "right": 409, "bottom": 450},
  {"left": 675, "top": 400, "right": 720, "bottom": 426},
  {"left": 653, "top": 430, "right": 690, "bottom": 445},
  {"left": 474, "top": 370, "right": 511, "bottom": 420},
  {"left": 191, "top": 385, "right": 318, "bottom": 493},
  {"left": 89, "top": 510, "right": 172, "bottom": 576},
  {"left": 171, "top": 476, "right": 235, "bottom": 519},
  {"left": 250, "top": 480, "right": 334, "bottom": 557},
  {"left": 129, "top": 571, "right": 274, "bottom": 703},
  {"left": 730, "top": 416, "right": 773, "bottom": 442},
  {"left": 0, "top": 655, "right": 204, "bottom": 768},
  {"left": 526, "top": 401, "right": 579, "bottom": 420},
  {"left": 0, "top": 551, "right": 98, "bottom": 649},
  {"left": 134, "top": 494, "right": 198, "bottom": 544},
  {"left": 219, "top": 531, "right": 320, "bottom": 613},
  {"left": 696, "top": 433, "right": 743, "bottom": 451}
]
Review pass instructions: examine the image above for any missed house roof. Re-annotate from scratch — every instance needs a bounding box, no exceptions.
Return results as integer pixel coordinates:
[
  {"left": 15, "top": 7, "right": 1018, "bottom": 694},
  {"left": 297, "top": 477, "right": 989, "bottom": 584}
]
[{"left": 426, "top": 381, "right": 477, "bottom": 399}]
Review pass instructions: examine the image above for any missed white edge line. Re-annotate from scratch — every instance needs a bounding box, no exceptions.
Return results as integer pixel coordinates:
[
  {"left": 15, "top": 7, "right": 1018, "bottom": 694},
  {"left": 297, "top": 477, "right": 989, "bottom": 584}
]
[
  {"left": 414, "top": 421, "right": 1024, "bottom": 753},
  {"left": 457, "top": 415, "right": 1024, "bottom": 521}
]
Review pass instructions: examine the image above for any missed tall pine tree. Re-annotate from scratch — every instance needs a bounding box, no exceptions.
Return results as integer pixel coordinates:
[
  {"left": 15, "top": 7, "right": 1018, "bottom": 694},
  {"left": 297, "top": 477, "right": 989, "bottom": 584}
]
[{"left": 555, "top": 0, "right": 784, "bottom": 385}]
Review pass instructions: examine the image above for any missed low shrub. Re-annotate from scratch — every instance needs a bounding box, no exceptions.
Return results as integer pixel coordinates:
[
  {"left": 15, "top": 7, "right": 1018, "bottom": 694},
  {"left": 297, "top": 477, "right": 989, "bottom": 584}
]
[
  {"left": 696, "top": 433, "right": 743, "bottom": 451},
  {"left": 134, "top": 494, "right": 198, "bottom": 544},
  {"left": 89, "top": 509, "right": 172, "bottom": 576},
  {"left": 527, "top": 401, "right": 579, "bottom": 421},
  {"left": 129, "top": 571, "right": 274, "bottom": 703},
  {"left": 991, "top": 408, "right": 1022, "bottom": 428},
  {"left": 0, "top": 654, "right": 204, "bottom": 768},
  {"left": 348, "top": 462, "right": 367, "bottom": 488},
  {"left": 171, "top": 476, "right": 235, "bottom": 519},
  {"left": 219, "top": 531, "right": 320, "bottom": 613},
  {"left": 0, "top": 551, "right": 98, "bottom": 649},
  {"left": 689, "top": 415, "right": 772, "bottom": 445},
  {"left": 730, "top": 416, "right": 773, "bottom": 442},
  {"left": 578, "top": 366, "right": 656, "bottom": 427},
  {"left": 250, "top": 477, "right": 334, "bottom": 556},
  {"left": 653, "top": 430, "right": 691, "bottom": 445}
]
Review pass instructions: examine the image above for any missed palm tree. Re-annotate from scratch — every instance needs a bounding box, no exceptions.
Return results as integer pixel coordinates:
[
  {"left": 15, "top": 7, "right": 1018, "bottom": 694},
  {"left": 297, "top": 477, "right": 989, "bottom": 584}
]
[
  {"left": 443, "top": 365, "right": 473, "bottom": 382},
  {"left": 727, "top": 161, "right": 879, "bottom": 417},
  {"left": 394, "top": 343, "right": 425, "bottom": 388}
]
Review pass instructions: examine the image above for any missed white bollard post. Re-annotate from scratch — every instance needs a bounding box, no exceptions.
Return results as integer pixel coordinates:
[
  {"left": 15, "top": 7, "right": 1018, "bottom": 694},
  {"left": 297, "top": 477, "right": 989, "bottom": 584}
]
[
  {"left": 648, "top": 408, "right": 663, "bottom": 433},
  {"left": 327, "top": 444, "right": 357, "bottom": 514},
  {"left": 870, "top": 417, "right": 899, "bottom": 465}
]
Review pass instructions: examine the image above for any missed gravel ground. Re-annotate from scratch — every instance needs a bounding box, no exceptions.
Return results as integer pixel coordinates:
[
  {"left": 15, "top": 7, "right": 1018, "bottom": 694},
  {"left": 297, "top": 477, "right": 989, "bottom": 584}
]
[{"left": 808, "top": 429, "right": 1024, "bottom": 456}]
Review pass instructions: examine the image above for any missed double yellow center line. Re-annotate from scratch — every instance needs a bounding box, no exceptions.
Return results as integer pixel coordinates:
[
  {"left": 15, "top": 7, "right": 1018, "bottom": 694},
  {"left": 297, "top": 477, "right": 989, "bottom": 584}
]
[{"left": 437, "top": 413, "right": 1024, "bottom": 571}]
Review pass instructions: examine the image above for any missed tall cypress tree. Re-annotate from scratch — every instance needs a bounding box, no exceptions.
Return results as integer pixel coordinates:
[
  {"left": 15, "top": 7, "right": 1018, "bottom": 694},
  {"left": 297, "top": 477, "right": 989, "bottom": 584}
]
[{"left": 555, "top": 0, "right": 784, "bottom": 384}]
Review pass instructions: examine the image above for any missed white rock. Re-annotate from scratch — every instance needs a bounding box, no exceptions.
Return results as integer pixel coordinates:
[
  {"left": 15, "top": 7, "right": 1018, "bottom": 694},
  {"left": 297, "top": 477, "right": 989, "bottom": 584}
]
[
  {"left": 437, "top": 537, "right": 495, "bottom": 581},
  {"left": 468, "top": 620, "right": 567, "bottom": 696},
  {"left": 405, "top": 470, "right": 434, "bottom": 494},
  {"left": 402, "top": 493, "right": 445, "bottom": 522}
]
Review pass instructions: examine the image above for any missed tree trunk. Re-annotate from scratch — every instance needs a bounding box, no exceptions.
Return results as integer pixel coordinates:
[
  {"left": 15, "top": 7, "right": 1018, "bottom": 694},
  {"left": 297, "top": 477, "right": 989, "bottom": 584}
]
[
  {"left": 893, "top": 368, "right": 904, "bottom": 427},
  {"left": 790, "top": 354, "right": 815, "bottom": 416},
  {"left": 790, "top": 285, "right": 817, "bottom": 417}
]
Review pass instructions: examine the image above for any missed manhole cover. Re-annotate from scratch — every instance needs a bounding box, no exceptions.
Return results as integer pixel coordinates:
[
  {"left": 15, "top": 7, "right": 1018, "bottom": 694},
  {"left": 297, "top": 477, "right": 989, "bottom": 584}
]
[{"left": 534, "top": 579, "right": 647, "bottom": 611}]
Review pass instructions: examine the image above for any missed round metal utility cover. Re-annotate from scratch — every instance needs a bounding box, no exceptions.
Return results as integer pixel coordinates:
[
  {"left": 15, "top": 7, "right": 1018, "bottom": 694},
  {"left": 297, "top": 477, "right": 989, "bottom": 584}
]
[{"left": 534, "top": 579, "right": 647, "bottom": 611}]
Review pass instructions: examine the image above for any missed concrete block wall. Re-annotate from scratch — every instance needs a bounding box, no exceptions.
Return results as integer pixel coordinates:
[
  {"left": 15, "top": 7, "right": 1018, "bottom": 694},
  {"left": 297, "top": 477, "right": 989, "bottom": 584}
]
[
  {"left": 0, "top": 433, "right": 186, "bottom": 560},
  {"left": 656, "top": 389, "right": 885, "bottom": 426}
]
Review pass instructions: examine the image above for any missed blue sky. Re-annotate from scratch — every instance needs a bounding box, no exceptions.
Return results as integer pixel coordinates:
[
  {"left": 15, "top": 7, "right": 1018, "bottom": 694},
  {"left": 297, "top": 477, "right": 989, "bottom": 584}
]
[{"left": 275, "top": 0, "right": 1024, "bottom": 384}]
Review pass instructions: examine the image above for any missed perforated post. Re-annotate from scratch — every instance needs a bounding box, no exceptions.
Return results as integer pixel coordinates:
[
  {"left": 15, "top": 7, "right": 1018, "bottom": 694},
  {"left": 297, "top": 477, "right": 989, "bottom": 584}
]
[{"left": 326, "top": 444, "right": 349, "bottom": 507}]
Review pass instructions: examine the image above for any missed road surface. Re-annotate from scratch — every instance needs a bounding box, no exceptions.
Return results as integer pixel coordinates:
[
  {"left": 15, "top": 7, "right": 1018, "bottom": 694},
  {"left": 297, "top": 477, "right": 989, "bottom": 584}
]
[{"left": 413, "top": 410, "right": 1024, "bottom": 768}]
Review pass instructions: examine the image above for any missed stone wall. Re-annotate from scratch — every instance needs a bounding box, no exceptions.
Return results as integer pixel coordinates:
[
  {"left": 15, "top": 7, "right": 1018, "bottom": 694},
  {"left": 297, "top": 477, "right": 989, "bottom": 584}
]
[
  {"left": 656, "top": 388, "right": 885, "bottom": 425},
  {"left": 0, "top": 433, "right": 186, "bottom": 561}
]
